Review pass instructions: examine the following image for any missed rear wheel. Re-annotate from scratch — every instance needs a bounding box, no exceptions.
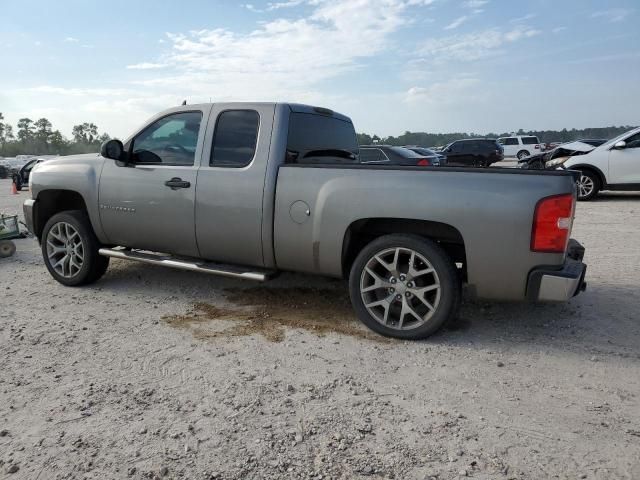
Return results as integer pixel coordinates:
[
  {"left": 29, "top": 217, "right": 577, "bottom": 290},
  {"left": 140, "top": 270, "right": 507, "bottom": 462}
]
[
  {"left": 516, "top": 150, "right": 530, "bottom": 160},
  {"left": 576, "top": 170, "right": 600, "bottom": 201},
  {"left": 41, "top": 210, "right": 109, "bottom": 286},
  {"left": 349, "top": 234, "right": 460, "bottom": 340}
]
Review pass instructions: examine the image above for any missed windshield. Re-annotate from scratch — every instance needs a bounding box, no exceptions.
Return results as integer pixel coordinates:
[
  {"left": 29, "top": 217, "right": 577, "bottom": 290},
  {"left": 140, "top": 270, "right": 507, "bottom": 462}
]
[{"left": 600, "top": 127, "right": 640, "bottom": 149}]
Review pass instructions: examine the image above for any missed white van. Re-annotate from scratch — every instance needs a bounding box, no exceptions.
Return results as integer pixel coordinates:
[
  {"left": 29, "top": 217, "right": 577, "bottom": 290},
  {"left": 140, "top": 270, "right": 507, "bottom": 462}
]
[{"left": 497, "top": 135, "right": 544, "bottom": 159}]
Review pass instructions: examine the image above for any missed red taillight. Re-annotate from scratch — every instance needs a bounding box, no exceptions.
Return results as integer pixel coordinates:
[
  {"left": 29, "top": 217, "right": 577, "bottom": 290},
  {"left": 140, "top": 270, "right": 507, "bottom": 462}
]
[
  {"left": 417, "top": 158, "right": 431, "bottom": 166},
  {"left": 531, "top": 194, "right": 575, "bottom": 253}
]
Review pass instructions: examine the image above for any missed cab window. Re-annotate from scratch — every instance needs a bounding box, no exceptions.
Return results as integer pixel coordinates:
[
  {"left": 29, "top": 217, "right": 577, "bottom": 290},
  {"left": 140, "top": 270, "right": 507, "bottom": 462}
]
[
  {"left": 131, "top": 112, "right": 202, "bottom": 165},
  {"left": 210, "top": 110, "right": 260, "bottom": 167}
]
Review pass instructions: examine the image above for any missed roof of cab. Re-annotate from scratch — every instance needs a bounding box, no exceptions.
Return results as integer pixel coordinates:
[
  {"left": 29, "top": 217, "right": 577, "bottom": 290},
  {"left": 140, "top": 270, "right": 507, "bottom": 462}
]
[{"left": 287, "top": 103, "right": 352, "bottom": 123}]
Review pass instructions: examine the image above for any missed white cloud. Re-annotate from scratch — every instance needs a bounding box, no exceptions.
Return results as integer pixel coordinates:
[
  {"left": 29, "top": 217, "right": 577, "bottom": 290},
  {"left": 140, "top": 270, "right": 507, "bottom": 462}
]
[
  {"left": 25, "top": 86, "right": 130, "bottom": 97},
  {"left": 444, "top": 15, "right": 468, "bottom": 30},
  {"left": 591, "top": 8, "right": 633, "bottom": 23},
  {"left": 405, "top": 77, "right": 480, "bottom": 103},
  {"left": 126, "top": 62, "right": 169, "bottom": 70},
  {"left": 267, "top": 0, "right": 305, "bottom": 10},
  {"left": 418, "top": 26, "right": 541, "bottom": 61},
  {"left": 552, "top": 26, "right": 566, "bottom": 34},
  {"left": 462, "top": 0, "right": 487, "bottom": 8},
  {"left": 243, "top": 3, "right": 264, "bottom": 13},
  {"left": 131, "top": 0, "right": 414, "bottom": 101},
  {"left": 510, "top": 13, "right": 537, "bottom": 23},
  {"left": 64, "top": 37, "right": 79, "bottom": 43}
]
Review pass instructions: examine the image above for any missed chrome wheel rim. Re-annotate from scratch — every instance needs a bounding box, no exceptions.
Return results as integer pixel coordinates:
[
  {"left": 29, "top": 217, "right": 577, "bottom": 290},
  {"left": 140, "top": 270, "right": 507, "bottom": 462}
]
[
  {"left": 46, "top": 222, "right": 84, "bottom": 278},
  {"left": 577, "top": 175, "right": 594, "bottom": 198},
  {"left": 360, "top": 247, "right": 441, "bottom": 330}
]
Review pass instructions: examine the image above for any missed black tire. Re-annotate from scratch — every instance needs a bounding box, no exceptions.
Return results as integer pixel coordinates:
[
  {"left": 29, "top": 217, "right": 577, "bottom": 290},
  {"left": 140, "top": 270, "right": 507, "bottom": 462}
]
[
  {"left": 0, "top": 240, "right": 16, "bottom": 258},
  {"left": 41, "top": 210, "right": 109, "bottom": 286},
  {"left": 576, "top": 170, "right": 600, "bottom": 201},
  {"left": 12, "top": 175, "right": 22, "bottom": 191},
  {"left": 516, "top": 150, "right": 530, "bottom": 160},
  {"left": 349, "top": 234, "right": 461, "bottom": 340}
]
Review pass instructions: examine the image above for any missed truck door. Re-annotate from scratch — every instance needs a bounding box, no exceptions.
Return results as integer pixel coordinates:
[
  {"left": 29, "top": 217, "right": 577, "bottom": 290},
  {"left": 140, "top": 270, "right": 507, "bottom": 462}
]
[
  {"left": 194, "top": 104, "right": 275, "bottom": 267},
  {"left": 98, "top": 108, "right": 209, "bottom": 257},
  {"left": 608, "top": 131, "right": 640, "bottom": 184}
]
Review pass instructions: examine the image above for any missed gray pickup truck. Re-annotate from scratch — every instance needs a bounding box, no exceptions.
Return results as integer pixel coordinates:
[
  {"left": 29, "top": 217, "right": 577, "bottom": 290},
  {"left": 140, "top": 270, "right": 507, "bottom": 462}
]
[{"left": 24, "top": 103, "right": 587, "bottom": 339}]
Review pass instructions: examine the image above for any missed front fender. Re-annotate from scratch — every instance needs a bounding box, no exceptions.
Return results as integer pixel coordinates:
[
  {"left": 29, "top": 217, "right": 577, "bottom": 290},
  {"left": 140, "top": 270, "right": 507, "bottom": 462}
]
[{"left": 30, "top": 155, "right": 107, "bottom": 243}]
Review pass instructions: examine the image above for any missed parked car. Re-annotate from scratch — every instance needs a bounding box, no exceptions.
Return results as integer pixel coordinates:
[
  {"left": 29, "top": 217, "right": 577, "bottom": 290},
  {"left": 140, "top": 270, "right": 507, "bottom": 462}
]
[
  {"left": 0, "top": 161, "right": 9, "bottom": 179},
  {"left": 441, "top": 139, "right": 504, "bottom": 167},
  {"left": 403, "top": 146, "right": 447, "bottom": 166},
  {"left": 12, "top": 157, "right": 51, "bottom": 190},
  {"left": 518, "top": 128, "right": 640, "bottom": 200},
  {"left": 359, "top": 145, "right": 441, "bottom": 166},
  {"left": 497, "top": 135, "right": 544, "bottom": 159},
  {"left": 24, "top": 102, "right": 586, "bottom": 340},
  {"left": 518, "top": 141, "right": 594, "bottom": 171},
  {"left": 561, "top": 128, "right": 640, "bottom": 200}
]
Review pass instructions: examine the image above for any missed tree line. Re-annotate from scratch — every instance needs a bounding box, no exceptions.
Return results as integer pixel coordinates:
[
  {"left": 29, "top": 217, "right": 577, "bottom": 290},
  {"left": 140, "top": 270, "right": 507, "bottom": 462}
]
[
  {"left": 0, "top": 112, "right": 110, "bottom": 157},
  {"left": 357, "top": 125, "right": 637, "bottom": 148}
]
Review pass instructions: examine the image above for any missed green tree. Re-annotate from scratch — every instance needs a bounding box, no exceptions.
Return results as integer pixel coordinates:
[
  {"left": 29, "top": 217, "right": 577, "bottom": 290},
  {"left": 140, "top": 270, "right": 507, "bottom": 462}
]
[
  {"left": 17, "top": 118, "right": 35, "bottom": 143},
  {"left": 49, "top": 130, "right": 67, "bottom": 152},
  {"left": 72, "top": 122, "right": 99, "bottom": 144},
  {"left": 34, "top": 118, "right": 53, "bottom": 152}
]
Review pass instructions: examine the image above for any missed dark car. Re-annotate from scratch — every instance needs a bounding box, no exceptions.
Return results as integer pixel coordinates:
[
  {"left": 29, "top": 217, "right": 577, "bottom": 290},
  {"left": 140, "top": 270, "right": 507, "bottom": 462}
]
[
  {"left": 12, "top": 158, "right": 44, "bottom": 190},
  {"left": 359, "top": 145, "right": 441, "bottom": 166},
  {"left": 442, "top": 139, "right": 503, "bottom": 167},
  {"left": 0, "top": 164, "right": 9, "bottom": 179},
  {"left": 403, "top": 146, "right": 447, "bottom": 166}
]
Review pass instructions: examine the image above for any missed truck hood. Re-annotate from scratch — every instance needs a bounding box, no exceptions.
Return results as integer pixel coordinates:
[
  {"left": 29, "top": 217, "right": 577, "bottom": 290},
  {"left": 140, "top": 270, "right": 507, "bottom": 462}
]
[{"left": 42, "top": 153, "right": 104, "bottom": 166}]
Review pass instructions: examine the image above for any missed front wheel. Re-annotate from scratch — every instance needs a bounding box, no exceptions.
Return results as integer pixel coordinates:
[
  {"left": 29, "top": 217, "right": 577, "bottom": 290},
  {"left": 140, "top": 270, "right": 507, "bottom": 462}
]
[
  {"left": 576, "top": 170, "right": 600, "bottom": 201},
  {"left": 41, "top": 210, "right": 109, "bottom": 286},
  {"left": 349, "top": 235, "right": 460, "bottom": 340}
]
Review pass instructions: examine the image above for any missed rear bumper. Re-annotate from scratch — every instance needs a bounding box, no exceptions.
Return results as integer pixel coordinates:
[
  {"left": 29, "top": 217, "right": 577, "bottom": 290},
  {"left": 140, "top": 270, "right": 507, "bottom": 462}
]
[
  {"left": 526, "top": 240, "right": 587, "bottom": 302},
  {"left": 23, "top": 199, "right": 36, "bottom": 235}
]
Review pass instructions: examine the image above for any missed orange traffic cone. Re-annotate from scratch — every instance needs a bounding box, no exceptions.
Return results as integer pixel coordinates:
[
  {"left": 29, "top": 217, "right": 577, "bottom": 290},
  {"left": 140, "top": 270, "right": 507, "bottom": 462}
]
[{"left": 11, "top": 180, "right": 18, "bottom": 195}]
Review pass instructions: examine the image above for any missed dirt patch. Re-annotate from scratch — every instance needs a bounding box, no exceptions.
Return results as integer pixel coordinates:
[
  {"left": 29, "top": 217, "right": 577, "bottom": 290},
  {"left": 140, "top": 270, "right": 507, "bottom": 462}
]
[{"left": 164, "top": 287, "right": 392, "bottom": 343}]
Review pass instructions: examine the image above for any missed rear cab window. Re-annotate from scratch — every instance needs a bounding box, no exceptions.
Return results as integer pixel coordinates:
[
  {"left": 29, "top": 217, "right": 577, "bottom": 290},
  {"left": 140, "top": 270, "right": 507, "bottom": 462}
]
[
  {"left": 500, "top": 137, "right": 519, "bottom": 146},
  {"left": 287, "top": 112, "right": 358, "bottom": 164},
  {"left": 522, "top": 136, "right": 540, "bottom": 145}
]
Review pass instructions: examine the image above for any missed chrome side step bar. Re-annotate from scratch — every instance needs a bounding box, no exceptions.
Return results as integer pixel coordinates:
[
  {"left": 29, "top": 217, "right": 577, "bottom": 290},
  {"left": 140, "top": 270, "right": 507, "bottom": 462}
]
[{"left": 98, "top": 247, "right": 276, "bottom": 282}]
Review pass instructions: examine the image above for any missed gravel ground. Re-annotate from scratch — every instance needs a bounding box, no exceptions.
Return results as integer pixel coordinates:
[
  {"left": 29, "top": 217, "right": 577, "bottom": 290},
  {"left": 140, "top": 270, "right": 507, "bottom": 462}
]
[{"left": 1, "top": 178, "right": 639, "bottom": 479}]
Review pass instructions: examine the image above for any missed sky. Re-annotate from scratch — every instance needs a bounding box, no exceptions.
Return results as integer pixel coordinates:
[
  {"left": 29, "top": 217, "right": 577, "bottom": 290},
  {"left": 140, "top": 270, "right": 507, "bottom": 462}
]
[{"left": 1, "top": 0, "right": 638, "bottom": 139}]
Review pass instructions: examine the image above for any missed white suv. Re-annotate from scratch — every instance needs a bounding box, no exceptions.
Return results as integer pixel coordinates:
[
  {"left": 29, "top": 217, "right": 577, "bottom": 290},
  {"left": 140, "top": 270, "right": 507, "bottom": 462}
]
[
  {"left": 497, "top": 135, "right": 544, "bottom": 159},
  {"left": 562, "top": 127, "right": 640, "bottom": 200}
]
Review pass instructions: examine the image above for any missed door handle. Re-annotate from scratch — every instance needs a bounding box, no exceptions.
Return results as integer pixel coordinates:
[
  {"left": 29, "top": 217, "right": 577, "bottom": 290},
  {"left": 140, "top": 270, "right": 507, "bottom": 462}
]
[{"left": 164, "top": 177, "right": 191, "bottom": 189}]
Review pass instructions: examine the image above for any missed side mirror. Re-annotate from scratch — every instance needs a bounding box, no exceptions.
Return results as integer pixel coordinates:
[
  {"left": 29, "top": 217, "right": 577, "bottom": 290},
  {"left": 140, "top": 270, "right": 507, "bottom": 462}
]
[
  {"left": 100, "top": 139, "right": 125, "bottom": 160},
  {"left": 613, "top": 140, "right": 626, "bottom": 149}
]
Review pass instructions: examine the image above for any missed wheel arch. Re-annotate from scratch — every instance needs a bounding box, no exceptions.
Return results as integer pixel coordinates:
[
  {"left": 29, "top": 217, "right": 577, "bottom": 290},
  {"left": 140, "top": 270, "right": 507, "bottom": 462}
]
[
  {"left": 567, "top": 164, "right": 607, "bottom": 189},
  {"left": 342, "top": 218, "right": 467, "bottom": 280},
  {"left": 33, "top": 189, "right": 89, "bottom": 241}
]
